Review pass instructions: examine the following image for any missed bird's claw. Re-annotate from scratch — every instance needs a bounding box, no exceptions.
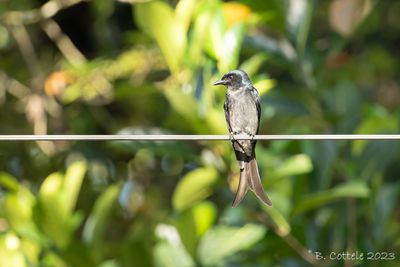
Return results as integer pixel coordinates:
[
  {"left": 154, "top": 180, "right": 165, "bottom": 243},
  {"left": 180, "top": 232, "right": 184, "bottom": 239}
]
[
  {"left": 244, "top": 131, "right": 255, "bottom": 140},
  {"left": 229, "top": 132, "right": 236, "bottom": 141}
]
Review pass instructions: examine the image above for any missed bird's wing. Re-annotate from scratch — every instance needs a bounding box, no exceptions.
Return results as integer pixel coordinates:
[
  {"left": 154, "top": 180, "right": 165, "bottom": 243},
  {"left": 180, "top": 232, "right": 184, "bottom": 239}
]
[
  {"left": 224, "top": 98, "right": 232, "bottom": 133},
  {"left": 252, "top": 86, "right": 261, "bottom": 133}
]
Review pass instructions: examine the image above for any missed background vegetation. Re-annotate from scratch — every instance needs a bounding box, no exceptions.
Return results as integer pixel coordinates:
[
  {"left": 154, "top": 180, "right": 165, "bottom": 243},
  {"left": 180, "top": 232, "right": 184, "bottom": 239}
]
[{"left": 0, "top": 0, "right": 399, "bottom": 266}]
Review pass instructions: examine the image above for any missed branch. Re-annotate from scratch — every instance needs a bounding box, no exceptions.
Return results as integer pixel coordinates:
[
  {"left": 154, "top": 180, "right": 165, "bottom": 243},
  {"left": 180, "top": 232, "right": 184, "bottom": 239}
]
[{"left": 1, "top": 0, "right": 87, "bottom": 26}]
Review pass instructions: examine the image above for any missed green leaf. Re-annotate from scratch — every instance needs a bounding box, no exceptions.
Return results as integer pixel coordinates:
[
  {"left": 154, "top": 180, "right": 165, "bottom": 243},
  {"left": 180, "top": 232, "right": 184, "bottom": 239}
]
[
  {"left": 83, "top": 184, "right": 121, "bottom": 245},
  {"left": 262, "top": 192, "right": 291, "bottom": 236},
  {"left": 218, "top": 23, "right": 247, "bottom": 72},
  {"left": 135, "top": 1, "right": 186, "bottom": 72},
  {"left": 273, "top": 154, "right": 313, "bottom": 179},
  {"left": 198, "top": 224, "right": 266, "bottom": 266},
  {"left": 35, "top": 167, "right": 85, "bottom": 248},
  {"left": 154, "top": 240, "right": 195, "bottom": 267},
  {"left": 0, "top": 172, "right": 19, "bottom": 192},
  {"left": 293, "top": 180, "right": 370, "bottom": 214},
  {"left": 175, "top": 0, "right": 198, "bottom": 33},
  {"left": 352, "top": 111, "right": 398, "bottom": 156},
  {"left": 62, "top": 161, "right": 87, "bottom": 213},
  {"left": 0, "top": 233, "right": 26, "bottom": 267},
  {"left": 373, "top": 182, "right": 400, "bottom": 243},
  {"left": 286, "top": 0, "right": 314, "bottom": 54},
  {"left": 172, "top": 167, "right": 219, "bottom": 211},
  {"left": 176, "top": 201, "right": 217, "bottom": 255}
]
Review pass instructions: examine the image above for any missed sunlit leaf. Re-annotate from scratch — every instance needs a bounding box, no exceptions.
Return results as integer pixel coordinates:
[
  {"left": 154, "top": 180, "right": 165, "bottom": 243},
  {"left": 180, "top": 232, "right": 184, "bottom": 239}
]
[
  {"left": 273, "top": 154, "right": 313, "bottom": 179},
  {"left": 172, "top": 167, "right": 219, "bottom": 211},
  {"left": 293, "top": 180, "right": 370, "bottom": 214},
  {"left": 62, "top": 161, "right": 87, "bottom": 212},
  {"left": 239, "top": 53, "right": 269, "bottom": 77},
  {"left": 198, "top": 224, "right": 266, "bottom": 266},
  {"left": 175, "top": 0, "right": 198, "bottom": 33},
  {"left": 0, "top": 234, "right": 26, "bottom": 267},
  {"left": 218, "top": 22, "right": 247, "bottom": 72},
  {"left": 135, "top": 1, "right": 186, "bottom": 72},
  {"left": 0, "top": 172, "right": 19, "bottom": 192},
  {"left": 176, "top": 201, "right": 217, "bottom": 255},
  {"left": 253, "top": 79, "right": 275, "bottom": 96},
  {"left": 191, "top": 201, "right": 217, "bottom": 237},
  {"left": 154, "top": 240, "right": 195, "bottom": 267},
  {"left": 35, "top": 169, "right": 84, "bottom": 248}
]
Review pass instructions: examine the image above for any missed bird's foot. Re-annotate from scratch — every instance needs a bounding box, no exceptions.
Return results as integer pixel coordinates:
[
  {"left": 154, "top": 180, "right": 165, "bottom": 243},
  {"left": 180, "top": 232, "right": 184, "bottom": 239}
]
[
  {"left": 230, "top": 131, "right": 239, "bottom": 141},
  {"left": 245, "top": 131, "right": 255, "bottom": 140}
]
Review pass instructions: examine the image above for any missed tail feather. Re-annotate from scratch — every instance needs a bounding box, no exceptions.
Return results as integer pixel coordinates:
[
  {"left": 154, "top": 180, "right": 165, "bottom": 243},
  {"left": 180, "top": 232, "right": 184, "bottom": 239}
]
[
  {"left": 232, "top": 162, "right": 249, "bottom": 207},
  {"left": 231, "top": 159, "right": 272, "bottom": 207},
  {"left": 248, "top": 158, "right": 272, "bottom": 206}
]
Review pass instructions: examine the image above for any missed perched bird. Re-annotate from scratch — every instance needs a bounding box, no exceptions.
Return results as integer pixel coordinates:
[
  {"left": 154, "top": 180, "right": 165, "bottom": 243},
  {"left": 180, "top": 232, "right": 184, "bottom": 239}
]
[{"left": 213, "top": 70, "right": 272, "bottom": 207}]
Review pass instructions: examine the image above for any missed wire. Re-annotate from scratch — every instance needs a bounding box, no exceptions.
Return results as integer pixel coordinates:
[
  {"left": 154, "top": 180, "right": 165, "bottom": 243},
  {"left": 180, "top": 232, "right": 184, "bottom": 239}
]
[{"left": 0, "top": 134, "right": 400, "bottom": 141}]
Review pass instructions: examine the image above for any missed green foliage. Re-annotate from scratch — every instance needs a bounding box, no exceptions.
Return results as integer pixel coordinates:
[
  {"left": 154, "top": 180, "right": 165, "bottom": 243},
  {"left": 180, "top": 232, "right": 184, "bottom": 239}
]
[{"left": 1, "top": 0, "right": 400, "bottom": 266}]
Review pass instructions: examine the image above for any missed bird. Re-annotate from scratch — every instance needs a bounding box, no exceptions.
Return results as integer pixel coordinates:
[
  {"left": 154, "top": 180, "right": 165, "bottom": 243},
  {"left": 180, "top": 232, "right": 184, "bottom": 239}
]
[{"left": 213, "top": 70, "right": 272, "bottom": 207}]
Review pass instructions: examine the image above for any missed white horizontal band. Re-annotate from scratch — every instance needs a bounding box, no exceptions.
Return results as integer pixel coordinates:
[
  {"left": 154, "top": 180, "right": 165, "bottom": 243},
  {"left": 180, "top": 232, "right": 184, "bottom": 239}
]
[{"left": 0, "top": 134, "right": 399, "bottom": 141}]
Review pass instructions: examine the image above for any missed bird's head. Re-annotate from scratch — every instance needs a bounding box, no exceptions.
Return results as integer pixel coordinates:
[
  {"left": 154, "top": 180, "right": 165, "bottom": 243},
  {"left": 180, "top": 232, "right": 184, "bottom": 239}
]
[{"left": 213, "top": 70, "right": 251, "bottom": 89}]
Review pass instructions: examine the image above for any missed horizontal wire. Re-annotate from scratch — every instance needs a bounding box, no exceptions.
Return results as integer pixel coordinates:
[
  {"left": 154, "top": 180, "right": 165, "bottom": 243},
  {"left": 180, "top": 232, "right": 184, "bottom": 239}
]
[{"left": 0, "top": 134, "right": 400, "bottom": 141}]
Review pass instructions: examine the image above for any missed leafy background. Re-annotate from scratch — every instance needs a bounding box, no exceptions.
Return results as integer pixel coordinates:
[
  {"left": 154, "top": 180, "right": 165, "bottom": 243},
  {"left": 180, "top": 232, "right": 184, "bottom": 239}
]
[{"left": 0, "top": 0, "right": 399, "bottom": 266}]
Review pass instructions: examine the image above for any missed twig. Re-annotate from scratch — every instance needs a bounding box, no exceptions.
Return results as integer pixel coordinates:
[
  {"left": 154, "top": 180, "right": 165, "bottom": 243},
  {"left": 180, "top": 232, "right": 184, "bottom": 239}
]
[
  {"left": 257, "top": 213, "right": 321, "bottom": 266},
  {"left": 9, "top": 24, "right": 44, "bottom": 85},
  {"left": 1, "top": 0, "right": 86, "bottom": 26},
  {"left": 41, "top": 18, "right": 86, "bottom": 66}
]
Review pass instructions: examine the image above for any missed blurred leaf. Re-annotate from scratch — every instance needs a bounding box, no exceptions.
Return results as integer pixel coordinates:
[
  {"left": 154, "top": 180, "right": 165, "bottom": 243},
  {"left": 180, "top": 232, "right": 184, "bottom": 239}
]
[
  {"left": 253, "top": 79, "right": 275, "bottom": 96},
  {"left": 358, "top": 140, "right": 399, "bottom": 180},
  {"left": 198, "top": 224, "right": 266, "bottom": 266},
  {"left": 352, "top": 109, "right": 398, "bottom": 155},
  {"left": 372, "top": 182, "right": 400, "bottom": 244},
  {"left": 310, "top": 140, "right": 338, "bottom": 190},
  {"left": 329, "top": 0, "right": 373, "bottom": 37},
  {"left": 2, "top": 189, "right": 36, "bottom": 234},
  {"left": 0, "top": 172, "right": 19, "bottom": 192},
  {"left": 162, "top": 88, "right": 203, "bottom": 133},
  {"left": 135, "top": 1, "right": 186, "bottom": 72},
  {"left": 286, "top": 0, "right": 313, "bottom": 54},
  {"left": 218, "top": 22, "right": 247, "bottom": 72},
  {"left": 239, "top": 53, "right": 269, "bottom": 77},
  {"left": 35, "top": 164, "right": 86, "bottom": 248},
  {"left": 62, "top": 161, "right": 87, "bottom": 213},
  {"left": 83, "top": 183, "right": 121, "bottom": 245},
  {"left": 175, "top": 0, "right": 198, "bottom": 33},
  {"left": 176, "top": 201, "right": 217, "bottom": 255},
  {"left": 172, "top": 167, "right": 219, "bottom": 211},
  {"left": 293, "top": 180, "right": 370, "bottom": 214},
  {"left": 154, "top": 240, "right": 195, "bottom": 267},
  {"left": 0, "top": 24, "right": 9, "bottom": 49},
  {"left": 262, "top": 192, "right": 291, "bottom": 236},
  {"left": 273, "top": 154, "right": 313, "bottom": 179},
  {"left": 191, "top": 201, "right": 217, "bottom": 237},
  {"left": 222, "top": 2, "right": 251, "bottom": 28},
  {"left": 0, "top": 233, "right": 26, "bottom": 267}
]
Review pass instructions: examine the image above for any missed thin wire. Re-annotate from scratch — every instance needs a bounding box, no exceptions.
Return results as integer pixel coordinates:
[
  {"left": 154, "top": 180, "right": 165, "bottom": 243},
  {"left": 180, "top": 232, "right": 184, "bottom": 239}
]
[{"left": 0, "top": 134, "right": 400, "bottom": 141}]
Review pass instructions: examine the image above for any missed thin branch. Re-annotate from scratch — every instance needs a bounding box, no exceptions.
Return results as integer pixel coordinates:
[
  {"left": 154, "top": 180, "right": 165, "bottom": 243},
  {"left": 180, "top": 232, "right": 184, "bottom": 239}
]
[
  {"left": 9, "top": 25, "right": 43, "bottom": 81},
  {"left": 257, "top": 213, "right": 321, "bottom": 266},
  {"left": 0, "top": 134, "right": 400, "bottom": 141},
  {"left": 41, "top": 18, "right": 86, "bottom": 66},
  {"left": 1, "top": 0, "right": 86, "bottom": 26}
]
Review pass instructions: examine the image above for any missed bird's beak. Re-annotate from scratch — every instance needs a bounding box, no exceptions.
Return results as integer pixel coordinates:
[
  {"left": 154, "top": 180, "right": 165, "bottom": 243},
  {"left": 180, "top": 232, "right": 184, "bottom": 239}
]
[{"left": 213, "top": 79, "right": 226, "bottom": 86}]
